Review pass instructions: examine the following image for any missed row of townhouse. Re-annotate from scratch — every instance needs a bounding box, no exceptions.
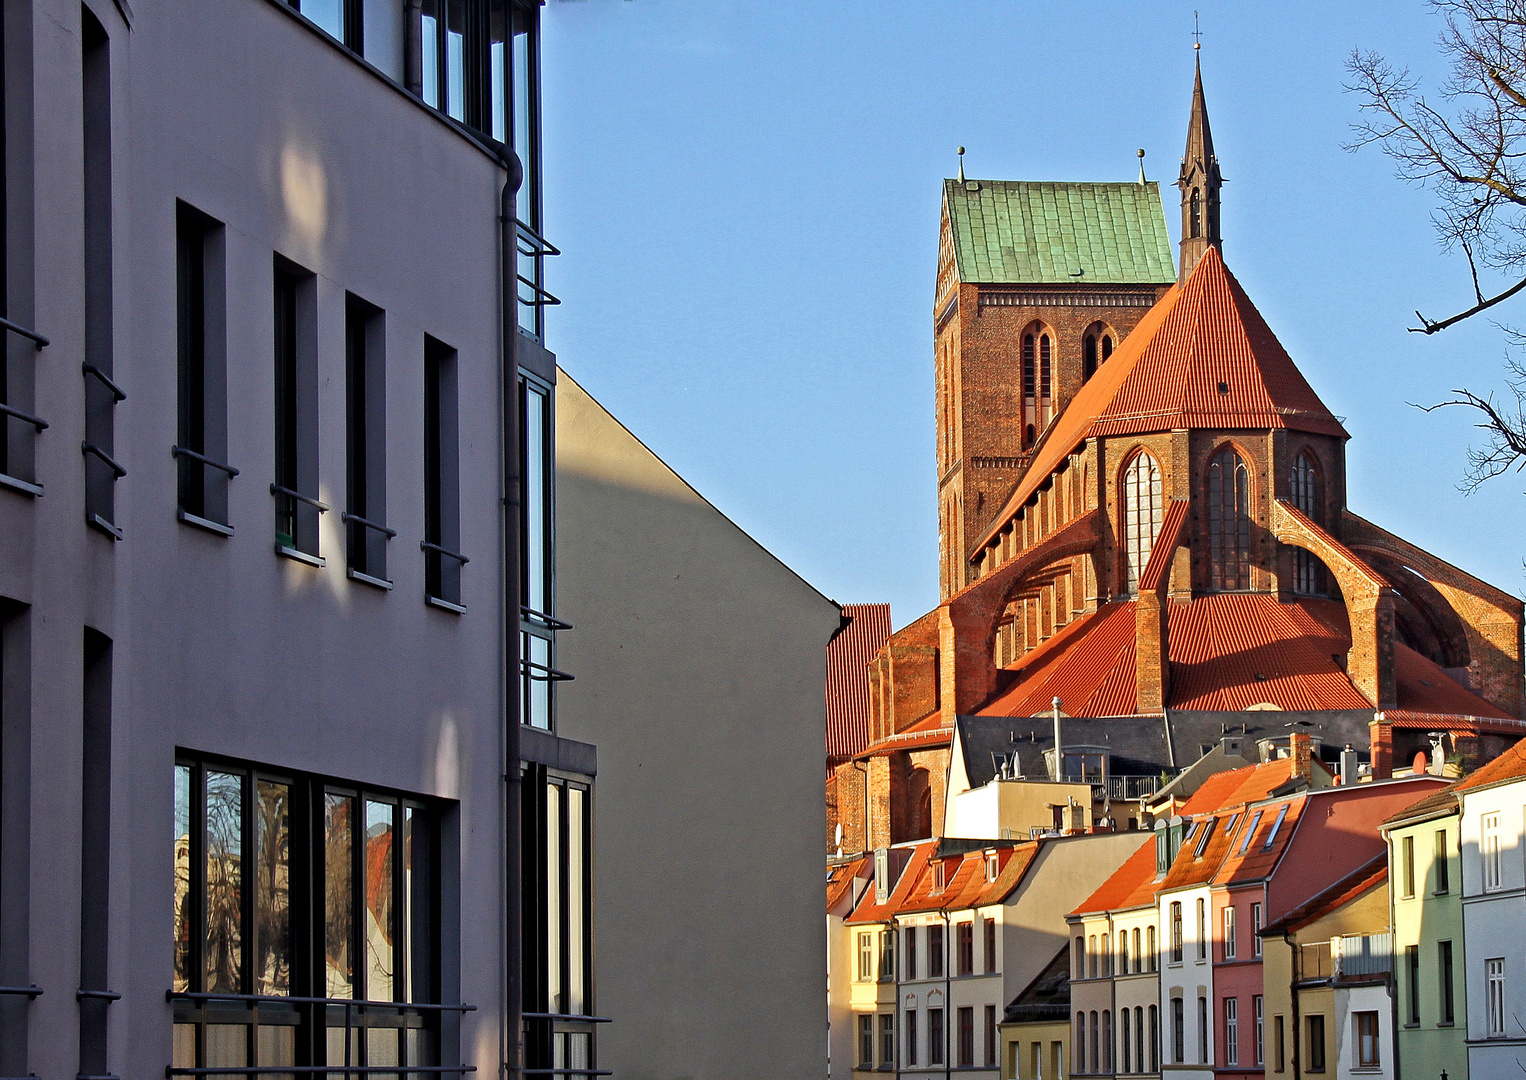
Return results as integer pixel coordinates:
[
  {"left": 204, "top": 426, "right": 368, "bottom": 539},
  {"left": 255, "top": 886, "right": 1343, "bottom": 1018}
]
[{"left": 1383, "top": 736, "right": 1526, "bottom": 1079}]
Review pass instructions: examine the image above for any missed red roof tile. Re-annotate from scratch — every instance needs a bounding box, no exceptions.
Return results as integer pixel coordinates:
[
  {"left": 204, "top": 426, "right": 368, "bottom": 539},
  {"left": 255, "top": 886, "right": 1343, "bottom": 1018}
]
[
  {"left": 857, "top": 710, "right": 954, "bottom": 758},
  {"left": 828, "top": 855, "right": 870, "bottom": 910},
  {"left": 846, "top": 843, "right": 937, "bottom": 925},
  {"left": 827, "top": 603, "right": 893, "bottom": 762},
  {"left": 1453, "top": 734, "right": 1526, "bottom": 793},
  {"left": 1138, "top": 499, "right": 1190, "bottom": 593},
  {"left": 979, "top": 593, "right": 1502, "bottom": 718},
  {"left": 978, "top": 247, "right": 1347, "bottom": 551}
]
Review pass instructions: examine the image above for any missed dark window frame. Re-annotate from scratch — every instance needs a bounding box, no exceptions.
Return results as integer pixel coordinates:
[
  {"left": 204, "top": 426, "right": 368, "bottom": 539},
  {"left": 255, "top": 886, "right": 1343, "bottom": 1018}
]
[
  {"left": 344, "top": 295, "right": 390, "bottom": 585},
  {"left": 423, "top": 336, "right": 463, "bottom": 609},
  {"left": 1306, "top": 1013, "right": 1326, "bottom": 1073},
  {"left": 273, "top": 258, "right": 322, "bottom": 561},
  {"left": 175, "top": 201, "right": 233, "bottom": 531}
]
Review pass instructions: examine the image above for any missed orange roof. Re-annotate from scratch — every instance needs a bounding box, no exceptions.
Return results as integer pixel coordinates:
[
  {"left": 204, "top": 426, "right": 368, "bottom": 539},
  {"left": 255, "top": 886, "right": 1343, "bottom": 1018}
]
[
  {"left": 978, "top": 247, "right": 1347, "bottom": 551},
  {"left": 846, "top": 842, "right": 936, "bottom": 925},
  {"left": 827, "top": 604, "right": 893, "bottom": 762},
  {"left": 1073, "top": 835, "right": 1163, "bottom": 916},
  {"left": 979, "top": 593, "right": 1505, "bottom": 718},
  {"left": 828, "top": 855, "right": 870, "bottom": 910},
  {"left": 1453, "top": 734, "right": 1526, "bottom": 793},
  {"left": 1159, "top": 806, "right": 1244, "bottom": 891},
  {"left": 897, "top": 843, "right": 1042, "bottom": 915},
  {"left": 857, "top": 710, "right": 954, "bottom": 758},
  {"left": 1213, "top": 797, "right": 1307, "bottom": 885}
]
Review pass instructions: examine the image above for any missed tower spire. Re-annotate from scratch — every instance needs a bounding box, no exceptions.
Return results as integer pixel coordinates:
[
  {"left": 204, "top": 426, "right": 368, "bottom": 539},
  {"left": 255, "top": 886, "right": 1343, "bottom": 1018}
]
[{"left": 1177, "top": 49, "right": 1222, "bottom": 281}]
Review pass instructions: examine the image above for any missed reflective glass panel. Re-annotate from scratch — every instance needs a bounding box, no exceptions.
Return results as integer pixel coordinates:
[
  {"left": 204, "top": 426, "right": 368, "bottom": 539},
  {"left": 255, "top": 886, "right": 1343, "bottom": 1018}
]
[
  {"left": 205, "top": 770, "right": 243, "bottom": 993},
  {"left": 255, "top": 780, "right": 292, "bottom": 996},
  {"left": 174, "top": 764, "right": 193, "bottom": 992},
  {"left": 420, "top": 1, "right": 440, "bottom": 108},
  {"left": 366, "top": 799, "right": 396, "bottom": 1000},
  {"left": 568, "top": 786, "right": 586, "bottom": 1015},
  {"left": 325, "top": 793, "right": 355, "bottom": 997},
  {"left": 301, "top": 0, "right": 344, "bottom": 40},
  {"left": 446, "top": 0, "right": 467, "bottom": 121},
  {"left": 546, "top": 782, "right": 562, "bottom": 1011}
]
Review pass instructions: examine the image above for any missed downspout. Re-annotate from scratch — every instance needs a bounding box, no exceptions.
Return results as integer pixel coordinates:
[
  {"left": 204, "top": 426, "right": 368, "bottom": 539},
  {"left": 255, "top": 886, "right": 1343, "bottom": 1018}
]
[
  {"left": 943, "top": 908, "right": 952, "bottom": 1080},
  {"left": 499, "top": 147, "right": 525, "bottom": 1080},
  {"left": 1282, "top": 930, "right": 1300, "bottom": 1080}
]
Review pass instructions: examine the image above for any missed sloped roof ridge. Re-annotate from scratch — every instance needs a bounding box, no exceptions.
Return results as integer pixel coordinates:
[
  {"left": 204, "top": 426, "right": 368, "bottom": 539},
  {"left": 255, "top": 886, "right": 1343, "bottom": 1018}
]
[{"left": 1263, "top": 852, "right": 1388, "bottom": 934}]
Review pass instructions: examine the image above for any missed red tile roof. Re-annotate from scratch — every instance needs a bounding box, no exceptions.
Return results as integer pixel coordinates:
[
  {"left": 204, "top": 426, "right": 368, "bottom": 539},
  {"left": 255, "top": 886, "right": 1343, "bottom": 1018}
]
[
  {"left": 1073, "top": 835, "right": 1163, "bottom": 916},
  {"left": 1452, "top": 734, "right": 1526, "bottom": 793},
  {"left": 1263, "top": 853, "right": 1387, "bottom": 933},
  {"left": 827, "top": 603, "right": 893, "bottom": 762},
  {"left": 846, "top": 842, "right": 936, "bottom": 925},
  {"left": 978, "top": 593, "right": 1504, "bottom": 718},
  {"left": 977, "top": 246, "right": 1347, "bottom": 551},
  {"left": 1138, "top": 499, "right": 1190, "bottom": 593},
  {"left": 897, "top": 843, "right": 1042, "bottom": 915},
  {"left": 828, "top": 855, "right": 870, "bottom": 910},
  {"left": 857, "top": 709, "right": 954, "bottom": 758}
]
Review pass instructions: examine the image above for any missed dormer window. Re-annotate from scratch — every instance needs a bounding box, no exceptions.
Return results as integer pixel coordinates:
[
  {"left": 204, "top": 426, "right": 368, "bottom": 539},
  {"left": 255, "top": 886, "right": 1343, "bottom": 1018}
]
[
  {"left": 986, "top": 853, "right": 999, "bottom": 881},
  {"left": 933, "top": 861, "right": 947, "bottom": 893}
]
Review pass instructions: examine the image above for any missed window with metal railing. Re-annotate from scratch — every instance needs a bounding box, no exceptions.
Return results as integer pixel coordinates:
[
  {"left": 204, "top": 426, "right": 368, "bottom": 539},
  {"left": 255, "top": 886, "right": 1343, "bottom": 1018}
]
[
  {"left": 169, "top": 755, "right": 460, "bottom": 1076},
  {"left": 273, "top": 259, "right": 325, "bottom": 564},
  {"left": 424, "top": 338, "right": 466, "bottom": 610},
  {"left": 345, "top": 296, "right": 392, "bottom": 587},
  {"left": 175, "top": 202, "right": 237, "bottom": 533}
]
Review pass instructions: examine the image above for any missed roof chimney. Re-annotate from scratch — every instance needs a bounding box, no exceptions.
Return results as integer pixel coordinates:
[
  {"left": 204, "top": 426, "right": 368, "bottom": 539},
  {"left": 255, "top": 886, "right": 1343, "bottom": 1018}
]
[{"left": 1290, "top": 731, "right": 1313, "bottom": 780}]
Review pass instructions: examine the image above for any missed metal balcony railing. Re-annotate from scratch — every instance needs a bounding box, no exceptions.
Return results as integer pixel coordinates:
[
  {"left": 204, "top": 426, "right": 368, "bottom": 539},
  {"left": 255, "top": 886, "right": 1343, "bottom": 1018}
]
[{"left": 1335, "top": 932, "right": 1392, "bottom": 979}]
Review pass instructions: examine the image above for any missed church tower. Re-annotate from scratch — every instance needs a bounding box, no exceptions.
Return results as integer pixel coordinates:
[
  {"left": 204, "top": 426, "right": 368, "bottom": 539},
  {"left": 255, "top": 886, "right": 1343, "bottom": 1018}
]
[
  {"left": 933, "top": 171, "right": 1176, "bottom": 600},
  {"left": 1177, "top": 52, "right": 1222, "bottom": 281}
]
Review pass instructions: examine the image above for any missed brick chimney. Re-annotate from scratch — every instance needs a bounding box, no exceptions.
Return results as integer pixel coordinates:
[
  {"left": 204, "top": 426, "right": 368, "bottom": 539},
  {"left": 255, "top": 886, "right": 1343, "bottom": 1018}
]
[{"left": 1290, "top": 731, "right": 1313, "bottom": 780}]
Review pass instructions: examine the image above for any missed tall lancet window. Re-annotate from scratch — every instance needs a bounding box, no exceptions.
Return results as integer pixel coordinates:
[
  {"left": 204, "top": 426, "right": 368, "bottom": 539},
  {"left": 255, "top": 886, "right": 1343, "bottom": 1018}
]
[
  {"left": 1290, "top": 452, "right": 1326, "bottom": 595},
  {"left": 1022, "top": 326, "right": 1053, "bottom": 447},
  {"left": 1207, "top": 447, "right": 1252, "bottom": 591},
  {"left": 1123, "top": 452, "right": 1163, "bottom": 594},
  {"left": 1190, "top": 189, "right": 1202, "bottom": 238}
]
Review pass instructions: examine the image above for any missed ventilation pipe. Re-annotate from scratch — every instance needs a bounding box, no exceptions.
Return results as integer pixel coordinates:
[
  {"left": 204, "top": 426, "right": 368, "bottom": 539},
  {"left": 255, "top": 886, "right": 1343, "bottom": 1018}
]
[{"left": 1052, "top": 697, "right": 1063, "bottom": 782}]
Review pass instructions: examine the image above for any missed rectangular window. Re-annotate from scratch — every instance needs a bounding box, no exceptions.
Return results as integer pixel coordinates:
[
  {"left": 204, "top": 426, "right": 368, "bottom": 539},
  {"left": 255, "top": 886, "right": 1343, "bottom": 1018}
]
[
  {"left": 1254, "top": 995, "right": 1264, "bottom": 1066},
  {"left": 858, "top": 932, "right": 873, "bottom": 982},
  {"left": 1075, "top": 1012, "right": 1086, "bottom": 1073},
  {"left": 1171, "top": 997, "right": 1184, "bottom": 1064},
  {"left": 1252, "top": 902, "right": 1263, "bottom": 957},
  {"left": 519, "top": 374, "right": 557, "bottom": 728},
  {"left": 1224, "top": 997, "right": 1238, "bottom": 1066},
  {"left": 1263, "top": 804, "right": 1289, "bottom": 849},
  {"left": 1170, "top": 901, "right": 1183, "bottom": 962},
  {"left": 929, "top": 1008, "right": 945, "bottom": 1065},
  {"left": 1483, "top": 813, "right": 1502, "bottom": 890},
  {"left": 344, "top": 295, "right": 390, "bottom": 585},
  {"left": 416, "top": 1, "right": 522, "bottom": 148},
  {"left": 879, "top": 930, "right": 894, "bottom": 981},
  {"left": 905, "top": 1009, "right": 918, "bottom": 1066},
  {"left": 1239, "top": 810, "right": 1264, "bottom": 853},
  {"left": 171, "top": 756, "right": 441, "bottom": 1072},
  {"left": 520, "top": 767, "right": 592, "bottom": 1072},
  {"left": 1439, "top": 940, "right": 1455, "bottom": 1024},
  {"left": 81, "top": 10, "right": 122, "bottom": 536},
  {"left": 1402, "top": 834, "right": 1416, "bottom": 898},
  {"left": 290, "top": 0, "right": 362, "bottom": 49},
  {"left": 905, "top": 926, "right": 917, "bottom": 981},
  {"left": 859, "top": 1015, "right": 874, "bottom": 1067},
  {"left": 79, "top": 630, "right": 112, "bottom": 1075},
  {"left": 1088, "top": 933, "right": 1097, "bottom": 977},
  {"left": 958, "top": 1006, "right": 974, "bottom": 1067},
  {"left": 273, "top": 259, "right": 322, "bottom": 561},
  {"left": 1306, "top": 1014, "right": 1326, "bottom": 1073},
  {"left": 1149, "top": 1004, "right": 1158, "bottom": 1072},
  {"left": 929, "top": 925, "right": 944, "bottom": 977},
  {"left": 1487, "top": 958, "right": 1506, "bottom": 1037},
  {"left": 1196, "top": 898, "right": 1206, "bottom": 960},
  {"left": 1198, "top": 995, "right": 1208, "bottom": 1064},
  {"left": 1435, "top": 828, "right": 1450, "bottom": 893},
  {"left": 1406, "top": 945, "right": 1420, "bottom": 1024},
  {"left": 985, "top": 917, "right": 997, "bottom": 973},
  {"left": 1148, "top": 924, "right": 1157, "bottom": 970},
  {"left": 424, "top": 338, "right": 463, "bottom": 609},
  {"left": 1355, "top": 1011, "right": 1379, "bottom": 1068},
  {"left": 1275, "top": 1014, "right": 1285, "bottom": 1073},
  {"left": 1223, "top": 905, "right": 1237, "bottom": 960},
  {"left": 957, "top": 922, "right": 974, "bottom": 976},
  {"left": 880, "top": 1013, "right": 895, "bottom": 1068},
  {"left": 175, "top": 202, "right": 232, "bottom": 530},
  {"left": 984, "top": 1004, "right": 997, "bottom": 1067}
]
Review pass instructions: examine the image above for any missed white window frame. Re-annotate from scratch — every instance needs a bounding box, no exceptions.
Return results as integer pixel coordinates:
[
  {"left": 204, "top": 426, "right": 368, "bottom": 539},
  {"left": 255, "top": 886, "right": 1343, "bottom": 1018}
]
[
  {"left": 1487, "top": 958, "right": 1506, "bottom": 1038},
  {"left": 1196, "top": 897, "right": 1207, "bottom": 960},
  {"left": 1483, "top": 813, "right": 1502, "bottom": 892},
  {"left": 1254, "top": 995, "right": 1264, "bottom": 1066},
  {"left": 1223, "top": 905, "right": 1237, "bottom": 960},
  {"left": 859, "top": 931, "right": 874, "bottom": 982},
  {"left": 1225, "top": 997, "right": 1239, "bottom": 1067},
  {"left": 1251, "top": 902, "right": 1263, "bottom": 957}
]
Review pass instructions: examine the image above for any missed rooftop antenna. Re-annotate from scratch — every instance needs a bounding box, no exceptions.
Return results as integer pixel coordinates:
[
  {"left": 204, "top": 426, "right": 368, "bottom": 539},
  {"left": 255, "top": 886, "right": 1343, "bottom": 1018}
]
[
  {"left": 957, "top": 146, "right": 966, "bottom": 183},
  {"left": 1137, "top": 148, "right": 1147, "bottom": 184}
]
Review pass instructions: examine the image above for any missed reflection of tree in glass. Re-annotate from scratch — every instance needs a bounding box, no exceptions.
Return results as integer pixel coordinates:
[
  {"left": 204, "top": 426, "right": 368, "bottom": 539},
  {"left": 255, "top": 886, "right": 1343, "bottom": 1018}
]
[
  {"left": 366, "top": 802, "right": 395, "bottom": 1000},
  {"left": 325, "top": 793, "right": 354, "bottom": 997},
  {"left": 173, "top": 765, "right": 193, "bottom": 992},
  {"left": 256, "top": 781, "right": 291, "bottom": 995},
  {"left": 205, "top": 771, "right": 243, "bottom": 993}
]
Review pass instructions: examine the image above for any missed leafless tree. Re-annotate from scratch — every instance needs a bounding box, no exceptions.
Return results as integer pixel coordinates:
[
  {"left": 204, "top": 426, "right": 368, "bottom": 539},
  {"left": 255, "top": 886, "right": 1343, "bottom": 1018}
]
[{"left": 1348, "top": 0, "right": 1526, "bottom": 486}]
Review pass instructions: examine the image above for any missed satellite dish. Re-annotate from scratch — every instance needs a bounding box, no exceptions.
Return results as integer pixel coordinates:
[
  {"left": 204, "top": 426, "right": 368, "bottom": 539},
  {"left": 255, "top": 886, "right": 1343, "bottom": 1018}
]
[{"left": 834, "top": 823, "right": 844, "bottom": 846}]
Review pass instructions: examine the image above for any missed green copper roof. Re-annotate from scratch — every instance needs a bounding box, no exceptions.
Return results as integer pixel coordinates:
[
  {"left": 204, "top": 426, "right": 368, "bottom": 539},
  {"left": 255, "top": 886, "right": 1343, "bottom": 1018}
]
[{"left": 944, "top": 179, "right": 1175, "bottom": 285}]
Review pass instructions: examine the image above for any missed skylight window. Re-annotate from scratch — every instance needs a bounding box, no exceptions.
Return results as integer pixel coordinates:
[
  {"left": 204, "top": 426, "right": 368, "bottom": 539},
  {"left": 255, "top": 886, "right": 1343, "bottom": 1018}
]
[
  {"left": 1262, "top": 804, "right": 1290, "bottom": 850},
  {"left": 1194, "top": 818, "right": 1218, "bottom": 857},
  {"left": 1238, "top": 811, "right": 1263, "bottom": 854}
]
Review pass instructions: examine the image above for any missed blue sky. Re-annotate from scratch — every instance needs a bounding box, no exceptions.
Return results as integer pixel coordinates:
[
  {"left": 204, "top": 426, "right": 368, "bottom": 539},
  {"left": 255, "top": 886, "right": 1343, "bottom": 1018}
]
[{"left": 540, "top": 1, "right": 1526, "bottom": 627}]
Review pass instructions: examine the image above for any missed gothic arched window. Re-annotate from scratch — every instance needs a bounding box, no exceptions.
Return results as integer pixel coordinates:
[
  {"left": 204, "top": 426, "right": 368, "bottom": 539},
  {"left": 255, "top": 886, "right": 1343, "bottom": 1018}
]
[
  {"left": 1083, "top": 334, "right": 1098, "bottom": 382},
  {"left": 1290, "top": 452, "right": 1326, "bottom": 594},
  {"left": 1122, "top": 452, "right": 1163, "bottom": 594},
  {"left": 1101, "top": 334, "right": 1114, "bottom": 361},
  {"left": 1022, "top": 326, "right": 1053, "bottom": 444},
  {"left": 1190, "top": 188, "right": 1202, "bottom": 239},
  {"left": 1207, "top": 446, "right": 1252, "bottom": 591}
]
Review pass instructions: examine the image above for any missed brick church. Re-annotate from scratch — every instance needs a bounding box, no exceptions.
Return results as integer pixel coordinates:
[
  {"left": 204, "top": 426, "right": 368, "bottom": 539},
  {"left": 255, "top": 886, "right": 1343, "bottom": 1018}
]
[{"left": 825, "top": 59, "right": 1526, "bottom": 856}]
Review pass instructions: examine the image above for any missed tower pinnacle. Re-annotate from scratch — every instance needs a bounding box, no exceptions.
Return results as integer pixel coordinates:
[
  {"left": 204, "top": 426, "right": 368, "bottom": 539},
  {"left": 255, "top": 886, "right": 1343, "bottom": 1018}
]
[{"left": 1177, "top": 53, "right": 1222, "bottom": 281}]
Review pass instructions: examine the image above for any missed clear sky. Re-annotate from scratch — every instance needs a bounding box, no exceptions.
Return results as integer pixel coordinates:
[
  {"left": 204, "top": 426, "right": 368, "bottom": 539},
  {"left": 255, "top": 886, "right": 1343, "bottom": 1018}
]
[{"left": 540, "top": 1, "right": 1526, "bottom": 628}]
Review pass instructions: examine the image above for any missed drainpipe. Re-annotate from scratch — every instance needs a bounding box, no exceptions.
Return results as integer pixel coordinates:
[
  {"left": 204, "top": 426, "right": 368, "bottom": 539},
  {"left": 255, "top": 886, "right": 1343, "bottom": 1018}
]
[
  {"left": 498, "top": 146, "right": 526, "bottom": 1080},
  {"left": 1282, "top": 930, "right": 1300, "bottom": 1080},
  {"left": 943, "top": 908, "right": 953, "bottom": 1080}
]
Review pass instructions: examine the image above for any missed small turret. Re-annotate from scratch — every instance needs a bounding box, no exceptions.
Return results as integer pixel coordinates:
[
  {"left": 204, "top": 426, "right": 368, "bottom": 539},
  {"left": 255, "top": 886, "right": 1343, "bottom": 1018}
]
[{"left": 1177, "top": 51, "right": 1222, "bottom": 281}]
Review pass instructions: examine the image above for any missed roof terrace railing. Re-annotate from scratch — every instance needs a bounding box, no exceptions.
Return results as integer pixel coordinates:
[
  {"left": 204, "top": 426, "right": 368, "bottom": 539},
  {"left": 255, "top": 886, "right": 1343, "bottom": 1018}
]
[{"left": 1335, "top": 932, "right": 1392, "bottom": 979}]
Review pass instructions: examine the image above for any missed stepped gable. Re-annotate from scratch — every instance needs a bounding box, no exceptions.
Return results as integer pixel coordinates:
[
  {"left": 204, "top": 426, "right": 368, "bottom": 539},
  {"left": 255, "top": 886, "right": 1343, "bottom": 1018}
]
[{"left": 978, "top": 247, "right": 1347, "bottom": 551}]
